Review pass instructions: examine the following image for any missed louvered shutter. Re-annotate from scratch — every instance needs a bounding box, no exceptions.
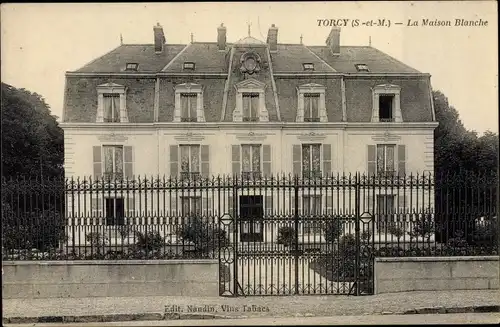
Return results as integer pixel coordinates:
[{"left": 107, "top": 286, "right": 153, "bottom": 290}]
[
  {"left": 124, "top": 146, "right": 133, "bottom": 180},
  {"left": 262, "top": 145, "right": 271, "bottom": 178},
  {"left": 292, "top": 144, "right": 301, "bottom": 177},
  {"left": 201, "top": 145, "right": 210, "bottom": 178},
  {"left": 127, "top": 197, "right": 135, "bottom": 219},
  {"left": 367, "top": 145, "right": 376, "bottom": 177},
  {"left": 323, "top": 144, "right": 332, "bottom": 177},
  {"left": 265, "top": 195, "right": 273, "bottom": 216},
  {"left": 231, "top": 145, "right": 240, "bottom": 176},
  {"left": 93, "top": 146, "right": 102, "bottom": 179},
  {"left": 397, "top": 144, "right": 406, "bottom": 177},
  {"left": 170, "top": 145, "right": 179, "bottom": 178}
]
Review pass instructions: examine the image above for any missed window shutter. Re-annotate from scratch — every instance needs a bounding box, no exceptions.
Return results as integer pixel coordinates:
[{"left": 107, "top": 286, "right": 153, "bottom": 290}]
[
  {"left": 262, "top": 145, "right": 271, "bottom": 178},
  {"left": 92, "top": 197, "right": 103, "bottom": 217},
  {"left": 231, "top": 145, "right": 240, "bottom": 176},
  {"left": 397, "top": 144, "right": 406, "bottom": 177},
  {"left": 367, "top": 145, "right": 376, "bottom": 177},
  {"left": 201, "top": 145, "right": 210, "bottom": 178},
  {"left": 93, "top": 146, "right": 102, "bottom": 179},
  {"left": 265, "top": 195, "right": 273, "bottom": 216},
  {"left": 170, "top": 145, "right": 179, "bottom": 178},
  {"left": 292, "top": 144, "right": 301, "bottom": 177},
  {"left": 326, "top": 195, "right": 333, "bottom": 215},
  {"left": 127, "top": 197, "right": 135, "bottom": 218},
  {"left": 323, "top": 144, "right": 332, "bottom": 177},
  {"left": 204, "top": 196, "right": 213, "bottom": 218},
  {"left": 124, "top": 146, "right": 133, "bottom": 180}
]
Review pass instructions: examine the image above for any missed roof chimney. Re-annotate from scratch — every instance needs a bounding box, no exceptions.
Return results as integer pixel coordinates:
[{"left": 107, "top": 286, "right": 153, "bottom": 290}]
[
  {"left": 266, "top": 24, "right": 278, "bottom": 52},
  {"left": 154, "top": 23, "right": 166, "bottom": 53},
  {"left": 326, "top": 27, "right": 340, "bottom": 55},
  {"left": 217, "top": 23, "right": 227, "bottom": 50}
]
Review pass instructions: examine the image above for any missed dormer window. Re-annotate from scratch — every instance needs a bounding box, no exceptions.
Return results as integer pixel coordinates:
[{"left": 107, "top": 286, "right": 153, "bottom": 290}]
[
  {"left": 233, "top": 78, "right": 268, "bottom": 122},
  {"left": 296, "top": 84, "right": 328, "bottom": 122},
  {"left": 303, "top": 63, "right": 314, "bottom": 71},
  {"left": 174, "top": 83, "right": 205, "bottom": 122},
  {"left": 372, "top": 84, "right": 403, "bottom": 123},
  {"left": 355, "top": 64, "right": 369, "bottom": 72},
  {"left": 183, "top": 62, "right": 196, "bottom": 70},
  {"left": 96, "top": 83, "right": 128, "bottom": 123},
  {"left": 125, "top": 63, "right": 138, "bottom": 71}
]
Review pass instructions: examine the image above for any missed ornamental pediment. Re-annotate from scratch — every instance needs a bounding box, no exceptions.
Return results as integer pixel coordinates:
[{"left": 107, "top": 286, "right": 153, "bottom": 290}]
[
  {"left": 298, "top": 83, "right": 325, "bottom": 89},
  {"left": 373, "top": 84, "right": 401, "bottom": 91},
  {"left": 235, "top": 78, "right": 266, "bottom": 90},
  {"left": 97, "top": 82, "right": 125, "bottom": 89},
  {"left": 175, "top": 83, "right": 203, "bottom": 91}
]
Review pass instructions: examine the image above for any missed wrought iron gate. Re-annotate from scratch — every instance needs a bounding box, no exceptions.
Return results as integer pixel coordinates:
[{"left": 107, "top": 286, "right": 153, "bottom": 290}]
[{"left": 219, "top": 174, "right": 376, "bottom": 296}]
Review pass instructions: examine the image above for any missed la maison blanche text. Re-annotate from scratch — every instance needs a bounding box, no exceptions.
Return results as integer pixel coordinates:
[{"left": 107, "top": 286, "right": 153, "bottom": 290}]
[{"left": 407, "top": 18, "right": 488, "bottom": 27}]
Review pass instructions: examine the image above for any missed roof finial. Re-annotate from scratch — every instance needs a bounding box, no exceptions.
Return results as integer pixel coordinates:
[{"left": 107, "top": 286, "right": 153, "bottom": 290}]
[
  {"left": 247, "top": 21, "right": 252, "bottom": 36},
  {"left": 120, "top": 33, "right": 123, "bottom": 45},
  {"left": 300, "top": 34, "right": 303, "bottom": 45},
  {"left": 369, "top": 36, "right": 372, "bottom": 47},
  {"left": 190, "top": 32, "right": 194, "bottom": 43}
]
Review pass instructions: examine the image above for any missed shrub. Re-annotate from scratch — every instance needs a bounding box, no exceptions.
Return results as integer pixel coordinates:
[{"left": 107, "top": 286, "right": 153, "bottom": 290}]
[
  {"left": 388, "top": 224, "right": 406, "bottom": 240},
  {"left": 85, "top": 232, "right": 108, "bottom": 255},
  {"left": 177, "top": 216, "right": 229, "bottom": 255},
  {"left": 473, "top": 217, "right": 498, "bottom": 248},
  {"left": 447, "top": 230, "right": 468, "bottom": 247},
  {"left": 324, "top": 220, "right": 342, "bottom": 243},
  {"left": 410, "top": 213, "right": 435, "bottom": 240},
  {"left": 276, "top": 226, "right": 297, "bottom": 247}
]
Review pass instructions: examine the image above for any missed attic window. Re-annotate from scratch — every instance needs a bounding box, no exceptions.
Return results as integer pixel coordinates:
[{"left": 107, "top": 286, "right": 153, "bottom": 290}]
[
  {"left": 303, "top": 63, "right": 314, "bottom": 71},
  {"left": 183, "top": 62, "right": 196, "bottom": 70},
  {"left": 125, "top": 63, "right": 139, "bottom": 71},
  {"left": 355, "top": 64, "right": 369, "bottom": 72}
]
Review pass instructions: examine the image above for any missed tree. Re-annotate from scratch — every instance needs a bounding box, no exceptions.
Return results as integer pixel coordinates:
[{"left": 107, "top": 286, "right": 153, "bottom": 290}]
[{"left": 1, "top": 83, "right": 64, "bottom": 180}]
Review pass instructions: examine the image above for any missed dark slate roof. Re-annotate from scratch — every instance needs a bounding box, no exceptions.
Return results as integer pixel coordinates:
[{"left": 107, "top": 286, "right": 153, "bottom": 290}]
[
  {"left": 308, "top": 46, "right": 421, "bottom": 73},
  {"left": 162, "top": 43, "right": 229, "bottom": 73},
  {"left": 75, "top": 44, "right": 186, "bottom": 73},
  {"left": 73, "top": 43, "right": 421, "bottom": 74},
  {"left": 270, "top": 44, "right": 336, "bottom": 73}
]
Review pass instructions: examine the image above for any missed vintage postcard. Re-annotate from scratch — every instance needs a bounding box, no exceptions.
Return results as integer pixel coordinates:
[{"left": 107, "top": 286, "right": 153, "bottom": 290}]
[{"left": 1, "top": 1, "right": 498, "bottom": 325}]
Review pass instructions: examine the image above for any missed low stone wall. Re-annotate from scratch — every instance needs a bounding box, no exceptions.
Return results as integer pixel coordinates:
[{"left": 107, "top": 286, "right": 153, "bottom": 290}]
[
  {"left": 374, "top": 256, "right": 499, "bottom": 294},
  {"left": 2, "top": 260, "right": 218, "bottom": 299}
]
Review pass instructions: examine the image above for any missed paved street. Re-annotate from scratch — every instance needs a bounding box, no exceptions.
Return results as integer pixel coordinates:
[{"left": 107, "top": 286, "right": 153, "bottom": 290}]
[{"left": 4, "top": 313, "right": 500, "bottom": 326}]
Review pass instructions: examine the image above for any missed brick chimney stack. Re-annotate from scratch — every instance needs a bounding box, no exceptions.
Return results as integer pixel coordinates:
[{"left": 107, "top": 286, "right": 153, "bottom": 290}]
[
  {"left": 267, "top": 24, "right": 278, "bottom": 52},
  {"left": 326, "top": 27, "right": 340, "bottom": 55},
  {"left": 217, "top": 23, "right": 227, "bottom": 50},
  {"left": 154, "top": 23, "right": 166, "bottom": 53}
]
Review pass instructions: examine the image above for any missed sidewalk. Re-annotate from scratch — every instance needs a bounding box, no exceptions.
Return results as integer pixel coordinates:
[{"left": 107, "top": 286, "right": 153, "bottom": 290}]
[{"left": 3, "top": 290, "right": 499, "bottom": 324}]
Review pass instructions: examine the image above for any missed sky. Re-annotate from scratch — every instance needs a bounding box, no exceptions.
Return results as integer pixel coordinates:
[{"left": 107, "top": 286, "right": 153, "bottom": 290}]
[{"left": 1, "top": 1, "right": 498, "bottom": 134}]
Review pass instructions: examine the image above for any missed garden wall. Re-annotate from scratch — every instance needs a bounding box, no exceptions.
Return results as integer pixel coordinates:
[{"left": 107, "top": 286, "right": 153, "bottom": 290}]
[
  {"left": 374, "top": 256, "right": 499, "bottom": 294},
  {"left": 2, "top": 260, "right": 218, "bottom": 299}
]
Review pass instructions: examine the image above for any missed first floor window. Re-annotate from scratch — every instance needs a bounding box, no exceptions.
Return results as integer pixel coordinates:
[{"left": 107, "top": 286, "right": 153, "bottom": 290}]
[
  {"left": 376, "top": 144, "right": 395, "bottom": 177},
  {"left": 241, "top": 144, "right": 261, "bottom": 179},
  {"left": 180, "top": 93, "right": 197, "bottom": 122},
  {"left": 179, "top": 145, "right": 201, "bottom": 180},
  {"left": 304, "top": 93, "right": 320, "bottom": 122},
  {"left": 181, "top": 196, "right": 202, "bottom": 216},
  {"left": 303, "top": 195, "right": 322, "bottom": 235},
  {"left": 376, "top": 195, "right": 395, "bottom": 229},
  {"left": 103, "top": 94, "right": 120, "bottom": 122},
  {"left": 242, "top": 93, "right": 259, "bottom": 121},
  {"left": 103, "top": 145, "right": 124, "bottom": 179},
  {"left": 105, "top": 198, "right": 125, "bottom": 225},
  {"left": 302, "top": 144, "right": 321, "bottom": 178}
]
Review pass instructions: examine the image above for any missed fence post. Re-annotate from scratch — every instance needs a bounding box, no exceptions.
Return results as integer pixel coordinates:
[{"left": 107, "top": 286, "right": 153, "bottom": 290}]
[
  {"left": 232, "top": 176, "right": 239, "bottom": 296},
  {"left": 294, "top": 175, "right": 299, "bottom": 295},
  {"left": 354, "top": 173, "right": 360, "bottom": 296}
]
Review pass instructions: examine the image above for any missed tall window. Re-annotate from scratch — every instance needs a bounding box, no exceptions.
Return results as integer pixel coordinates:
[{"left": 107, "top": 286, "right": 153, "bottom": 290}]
[
  {"left": 302, "top": 144, "right": 321, "bottom": 178},
  {"left": 376, "top": 144, "right": 395, "bottom": 177},
  {"left": 378, "top": 94, "right": 394, "bottom": 122},
  {"left": 103, "top": 145, "right": 124, "bottom": 180},
  {"left": 181, "top": 196, "right": 202, "bottom": 216},
  {"left": 180, "top": 93, "right": 197, "bottom": 122},
  {"left": 376, "top": 195, "right": 395, "bottom": 229},
  {"left": 241, "top": 145, "right": 261, "bottom": 179},
  {"left": 303, "top": 195, "right": 322, "bottom": 234},
  {"left": 105, "top": 198, "right": 125, "bottom": 225},
  {"left": 304, "top": 94, "right": 320, "bottom": 122},
  {"left": 103, "top": 94, "right": 120, "bottom": 122},
  {"left": 179, "top": 145, "right": 201, "bottom": 180},
  {"left": 242, "top": 93, "right": 259, "bottom": 121}
]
